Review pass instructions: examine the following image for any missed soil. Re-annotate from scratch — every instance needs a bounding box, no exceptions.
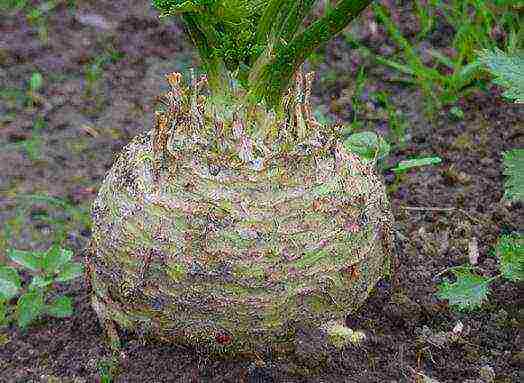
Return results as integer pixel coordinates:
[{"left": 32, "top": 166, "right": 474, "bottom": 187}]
[{"left": 0, "top": 1, "right": 522, "bottom": 382}]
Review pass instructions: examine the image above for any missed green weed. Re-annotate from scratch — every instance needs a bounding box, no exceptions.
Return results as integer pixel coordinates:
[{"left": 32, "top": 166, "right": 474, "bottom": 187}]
[
  {"left": 0, "top": 193, "right": 91, "bottom": 258},
  {"left": 82, "top": 50, "right": 125, "bottom": 113},
  {"left": 26, "top": 1, "right": 61, "bottom": 44},
  {"left": 0, "top": 244, "right": 84, "bottom": 329},
  {"left": 347, "top": 66, "right": 368, "bottom": 133},
  {"left": 1, "top": 115, "right": 45, "bottom": 161},
  {"left": 66, "top": 0, "right": 77, "bottom": 12},
  {"left": 96, "top": 356, "right": 121, "bottom": 383},
  {"left": 359, "top": 1, "right": 522, "bottom": 116},
  {"left": 27, "top": 71, "right": 44, "bottom": 108},
  {"left": 437, "top": 233, "right": 523, "bottom": 311},
  {"left": 0, "top": 70, "right": 45, "bottom": 111},
  {"left": 2, "top": 1, "right": 72, "bottom": 42},
  {"left": 436, "top": 47, "right": 523, "bottom": 311},
  {"left": 413, "top": 0, "right": 436, "bottom": 39},
  {"left": 0, "top": 88, "right": 26, "bottom": 111},
  {"left": 0, "top": 0, "right": 27, "bottom": 11},
  {"left": 18, "top": 193, "right": 91, "bottom": 240}
]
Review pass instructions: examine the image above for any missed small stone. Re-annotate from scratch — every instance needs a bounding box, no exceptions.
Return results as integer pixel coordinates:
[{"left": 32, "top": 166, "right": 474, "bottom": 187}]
[{"left": 75, "top": 13, "right": 116, "bottom": 30}]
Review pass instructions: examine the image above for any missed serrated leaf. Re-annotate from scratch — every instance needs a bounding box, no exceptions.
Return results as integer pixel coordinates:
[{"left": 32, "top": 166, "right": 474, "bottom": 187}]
[
  {"left": 8, "top": 249, "right": 43, "bottom": 271},
  {"left": 495, "top": 233, "right": 524, "bottom": 282},
  {"left": 45, "top": 296, "right": 73, "bottom": 318},
  {"left": 437, "top": 268, "right": 491, "bottom": 311},
  {"left": 501, "top": 148, "right": 524, "bottom": 202},
  {"left": 392, "top": 157, "right": 442, "bottom": 173},
  {"left": 16, "top": 289, "right": 44, "bottom": 328},
  {"left": 479, "top": 48, "right": 524, "bottom": 103},
  {"left": 41, "top": 245, "right": 73, "bottom": 274},
  {"left": 343, "top": 131, "right": 390, "bottom": 161},
  {"left": 55, "top": 262, "right": 84, "bottom": 282},
  {"left": 0, "top": 265, "right": 21, "bottom": 301}
]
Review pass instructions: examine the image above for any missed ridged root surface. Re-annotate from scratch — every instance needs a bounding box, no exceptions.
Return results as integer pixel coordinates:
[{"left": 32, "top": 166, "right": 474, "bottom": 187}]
[{"left": 86, "top": 71, "right": 395, "bottom": 358}]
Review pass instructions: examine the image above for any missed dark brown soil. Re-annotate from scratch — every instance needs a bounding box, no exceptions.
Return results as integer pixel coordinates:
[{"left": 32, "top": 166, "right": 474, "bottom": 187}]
[{"left": 0, "top": 1, "right": 522, "bottom": 382}]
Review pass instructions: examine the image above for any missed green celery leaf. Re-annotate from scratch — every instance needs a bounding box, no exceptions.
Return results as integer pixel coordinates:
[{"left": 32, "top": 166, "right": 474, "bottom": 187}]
[
  {"left": 8, "top": 249, "right": 43, "bottom": 271},
  {"left": 494, "top": 233, "right": 523, "bottom": 282},
  {"left": 501, "top": 148, "right": 524, "bottom": 202},
  {"left": 55, "top": 262, "right": 84, "bottom": 283},
  {"left": 343, "top": 131, "right": 390, "bottom": 161},
  {"left": 0, "top": 265, "right": 22, "bottom": 301},
  {"left": 41, "top": 245, "right": 73, "bottom": 274},
  {"left": 16, "top": 289, "right": 44, "bottom": 328},
  {"left": 392, "top": 157, "right": 442, "bottom": 173},
  {"left": 479, "top": 48, "right": 524, "bottom": 103},
  {"left": 45, "top": 296, "right": 73, "bottom": 318},
  {"left": 437, "top": 268, "right": 491, "bottom": 311}
]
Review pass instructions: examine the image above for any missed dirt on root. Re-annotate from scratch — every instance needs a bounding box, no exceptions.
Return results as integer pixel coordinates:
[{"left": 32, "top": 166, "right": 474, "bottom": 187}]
[{"left": 0, "top": 1, "right": 522, "bottom": 382}]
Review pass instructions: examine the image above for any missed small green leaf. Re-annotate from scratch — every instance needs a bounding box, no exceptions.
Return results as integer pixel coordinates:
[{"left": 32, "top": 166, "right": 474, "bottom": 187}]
[
  {"left": 343, "top": 131, "right": 390, "bottom": 161},
  {"left": 60, "top": 248, "right": 74, "bottom": 262},
  {"left": 16, "top": 289, "right": 44, "bottom": 328},
  {"left": 29, "top": 72, "right": 43, "bottom": 91},
  {"left": 391, "top": 157, "right": 442, "bottom": 173},
  {"left": 27, "top": 8, "right": 43, "bottom": 21},
  {"left": 45, "top": 296, "right": 73, "bottom": 318},
  {"left": 494, "top": 233, "right": 523, "bottom": 282},
  {"left": 0, "top": 265, "right": 22, "bottom": 301},
  {"left": 41, "top": 245, "right": 73, "bottom": 274},
  {"left": 28, "top": 275, "right": 54, "bottom": 289},
  {"left": 55, "top": 262, "right": 84, "bottom": 282},
  {"left": 8, "top": 248, "right": 43, "bottom": 271},
  {"left": 437, "top": 268, "right": 491, "bottom": 311},
  {"left": 449, "top": 106, "right": 464, "bottom": 120}
]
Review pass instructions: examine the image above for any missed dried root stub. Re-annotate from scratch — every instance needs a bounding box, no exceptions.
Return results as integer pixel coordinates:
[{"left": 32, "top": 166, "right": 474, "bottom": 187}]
[{"left": 85, "top": 70, "right": 395, "bottom": 359}]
